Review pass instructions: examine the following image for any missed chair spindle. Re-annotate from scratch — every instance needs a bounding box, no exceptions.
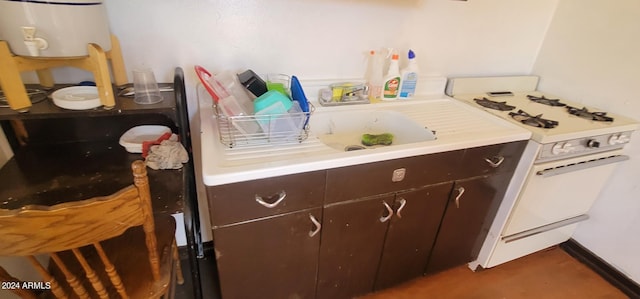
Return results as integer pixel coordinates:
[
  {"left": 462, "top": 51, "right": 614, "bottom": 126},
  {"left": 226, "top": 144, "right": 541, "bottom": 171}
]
[
  {"left": 71, "top": 248, "right": 108, "bottom": 299},
  {"left": 93, "top": 242, "right": 129, "bottom": 299},
  {"left": 50, "top": 252, "right": 90, "bottom": 299},
  {"left": 27, "top": 255, "right": 68, "bottom": 299}
]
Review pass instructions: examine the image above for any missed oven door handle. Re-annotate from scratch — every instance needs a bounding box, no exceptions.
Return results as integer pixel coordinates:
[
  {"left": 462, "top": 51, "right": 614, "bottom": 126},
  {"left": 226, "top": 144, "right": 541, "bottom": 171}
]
[{"left": 536, "top": 155, "right": 629, "bottom": 178}]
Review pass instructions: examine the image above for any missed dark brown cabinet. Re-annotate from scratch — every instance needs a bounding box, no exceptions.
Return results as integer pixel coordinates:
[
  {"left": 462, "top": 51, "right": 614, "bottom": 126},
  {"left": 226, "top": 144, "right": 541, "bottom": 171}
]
[
  {"left": 213, "top": 208, "right": 323, "bottom": 299},
  {"left": 317, "top": 150, "right": 461, "bottom": 299},
  {"left": 316, "top": 184, "right": 453, "bottom": 299},
  {"left": 206, "top": 140, "right": 527, "bottom": 299},
  {"left": 207, "top": 171, "right": 326, "bottom": 299},
  {"left": 426, "top": 176, "right": 500, "bottom": 274},
  {"left": 316, "top": 195, "right": 395, "bottom": 299},
  {"left": 426, "top": 141, "right": 527, "bottom": 274},
  {"left": 374, "top": 183, "right": 453, "bottom": 291}
]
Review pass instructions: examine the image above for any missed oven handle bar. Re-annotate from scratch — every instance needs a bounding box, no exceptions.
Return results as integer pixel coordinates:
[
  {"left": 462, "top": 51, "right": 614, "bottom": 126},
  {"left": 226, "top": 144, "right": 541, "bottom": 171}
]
[
  {"left": 536, "top": 155, "right": 629, "bottom": 178},
  {"left": 502, "top": 214, "right": 589, "bottom": 243}
]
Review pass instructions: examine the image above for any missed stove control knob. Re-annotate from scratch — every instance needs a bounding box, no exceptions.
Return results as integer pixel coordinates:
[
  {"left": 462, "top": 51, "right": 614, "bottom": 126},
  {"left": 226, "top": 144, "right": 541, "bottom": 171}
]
[
  {"left": 587, "top": 139, "right": 601, "bottom": 148},
  {"left": 608, "top": 134, "right": 629, "bottom": 145},
  {"left": 552, "top": 142, "right": 574, "bottom": 155}
]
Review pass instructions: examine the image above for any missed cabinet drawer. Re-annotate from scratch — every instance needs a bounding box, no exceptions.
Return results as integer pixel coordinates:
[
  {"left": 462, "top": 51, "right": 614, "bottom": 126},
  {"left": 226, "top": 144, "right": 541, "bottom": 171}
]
[
  {"left": 326, "top": 150, "right": 462, "bottom": 204},
  {"left": 459, "top": 141, "right": 527, "bottom": 179},
  {"left": 207, "top": 170, "right": 326, "bottom": 227}
]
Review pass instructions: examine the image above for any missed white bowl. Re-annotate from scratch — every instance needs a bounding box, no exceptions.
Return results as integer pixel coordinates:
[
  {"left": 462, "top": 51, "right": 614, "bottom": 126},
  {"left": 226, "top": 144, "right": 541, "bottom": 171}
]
[
  {"left": 51, "top": 86, "right": 102, "bottom": 110},
  {"left": 119, "top": 125, "right": 172, "bottom": 153}
]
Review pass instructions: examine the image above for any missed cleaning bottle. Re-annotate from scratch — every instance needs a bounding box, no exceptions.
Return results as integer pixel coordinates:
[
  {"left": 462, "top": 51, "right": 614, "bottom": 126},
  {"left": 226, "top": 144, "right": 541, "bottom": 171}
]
[
  {"left": 366, "top": 50, "right": 384, "bottom": 103},
  {"left": 382, "top": 52, "right": 401, "bottom": 100},
  {"left": 399, "top": 49, "right": 419, "bottom": 99}
]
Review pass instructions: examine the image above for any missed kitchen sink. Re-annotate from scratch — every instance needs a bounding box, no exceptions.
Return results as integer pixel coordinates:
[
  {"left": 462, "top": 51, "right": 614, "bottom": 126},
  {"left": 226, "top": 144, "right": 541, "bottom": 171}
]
[{"left": 309, "top": 109, "right": 436, "bottom": 151}]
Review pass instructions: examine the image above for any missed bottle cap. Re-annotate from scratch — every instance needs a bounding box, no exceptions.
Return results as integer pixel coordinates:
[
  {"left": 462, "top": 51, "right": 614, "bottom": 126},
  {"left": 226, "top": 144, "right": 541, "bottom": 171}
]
[
  {"left": 408, "top": 49, "right": 415, "bottom": 59},
  {"left": 391, "top": 54, "right": 399, "bottom": 60}
]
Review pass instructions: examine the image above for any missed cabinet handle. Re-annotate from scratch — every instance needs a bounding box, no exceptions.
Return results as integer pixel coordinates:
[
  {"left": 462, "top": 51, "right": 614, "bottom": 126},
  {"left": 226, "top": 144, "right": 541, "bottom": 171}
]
[
  {"left": 380, "top": 201, "right": 394, "bottom": 223},
  {"left": 484, "top": 156, "right": 505, "bottom": 168},
  {"left": 454, "top": 187, "right": 465, "bottom": 209},
  {"left": 255, "top": 190, "right": 286, "bottom": 208},
  {"left": 395, "top": 198, "right": 407, "bottom": 219},
  {"left": 309, "top": 214, "right": 321, "bottom": 237}
]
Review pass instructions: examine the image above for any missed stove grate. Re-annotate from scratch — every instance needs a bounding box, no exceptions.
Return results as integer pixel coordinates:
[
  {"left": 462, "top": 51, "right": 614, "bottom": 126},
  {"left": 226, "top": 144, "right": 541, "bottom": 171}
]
[
  {"left": 474, "top": 97, "right": 515, "bottom": 111},
  {"left": 566, "top": 106, "right": 614, "bottom": 122},
  {"left": 526, "top": 95, "right": 567, "bottom": 107},
  {"left": 509, "top": 109, "right": 559, "bottom": 128}
]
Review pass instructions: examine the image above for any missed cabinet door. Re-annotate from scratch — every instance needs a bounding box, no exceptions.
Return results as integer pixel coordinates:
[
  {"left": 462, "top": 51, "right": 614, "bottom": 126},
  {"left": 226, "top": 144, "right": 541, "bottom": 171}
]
[
  {"left": 316, "top": 195, "right": 395, "bottom": 299},
  {"left": 213, "top": 208, "right": 322, "bottom": 299},
  {"left": 426, "top": 176, "right": 501, "bottom": 274},
  {"left": 374, "top": 182, "right": 452, "bottom": 291}
]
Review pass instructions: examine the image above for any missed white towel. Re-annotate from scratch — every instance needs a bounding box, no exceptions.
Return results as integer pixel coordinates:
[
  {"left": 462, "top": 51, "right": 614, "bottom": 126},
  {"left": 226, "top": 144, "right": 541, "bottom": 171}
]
[{"left": 145, "top": 136, "right": 189, "bottom": 170}]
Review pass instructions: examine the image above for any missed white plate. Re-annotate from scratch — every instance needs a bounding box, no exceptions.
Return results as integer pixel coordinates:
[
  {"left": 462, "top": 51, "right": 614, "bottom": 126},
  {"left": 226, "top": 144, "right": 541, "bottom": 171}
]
[
  {"left": 119, "top": 125, "right": 172, "bottom": 153},
  {"left": 51, "top": 86, "right": 102, "bottom": 110}
]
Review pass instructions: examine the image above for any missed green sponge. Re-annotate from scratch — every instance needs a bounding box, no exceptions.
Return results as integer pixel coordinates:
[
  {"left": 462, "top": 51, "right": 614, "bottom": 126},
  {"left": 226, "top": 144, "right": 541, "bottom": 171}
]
[{"left": 361, "top": 133, "right": 394, "bottom": 146}]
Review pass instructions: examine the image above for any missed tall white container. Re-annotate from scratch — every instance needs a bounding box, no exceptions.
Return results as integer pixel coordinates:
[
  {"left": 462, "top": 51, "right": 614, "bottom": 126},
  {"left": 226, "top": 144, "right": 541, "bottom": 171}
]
[{"left": 0, "top": 0, "right": 111, "bottom": 57}]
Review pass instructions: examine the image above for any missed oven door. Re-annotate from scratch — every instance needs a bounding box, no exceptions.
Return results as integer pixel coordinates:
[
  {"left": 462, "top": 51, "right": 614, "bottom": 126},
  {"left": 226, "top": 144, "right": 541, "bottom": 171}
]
[{"left": 502, "top": 149, "right": 628, "bottom": 238}]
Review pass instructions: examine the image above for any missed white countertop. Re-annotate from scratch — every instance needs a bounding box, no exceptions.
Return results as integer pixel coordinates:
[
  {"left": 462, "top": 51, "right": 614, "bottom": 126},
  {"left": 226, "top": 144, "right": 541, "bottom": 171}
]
[{"left": 197, "top": 90, "right": 532, "bottom": 186}]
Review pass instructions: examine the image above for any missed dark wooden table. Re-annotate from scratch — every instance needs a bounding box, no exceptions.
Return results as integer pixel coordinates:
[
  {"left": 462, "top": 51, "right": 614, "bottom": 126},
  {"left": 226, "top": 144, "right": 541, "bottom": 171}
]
[{"left": 0, "top": 140, "right": 184, "bottom": 214}]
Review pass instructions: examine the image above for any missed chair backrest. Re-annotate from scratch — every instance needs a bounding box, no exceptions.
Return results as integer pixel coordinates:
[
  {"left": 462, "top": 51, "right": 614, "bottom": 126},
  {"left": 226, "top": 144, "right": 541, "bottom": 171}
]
[{"left": 0, "top": 160, "right": 160, "bottom": 298}]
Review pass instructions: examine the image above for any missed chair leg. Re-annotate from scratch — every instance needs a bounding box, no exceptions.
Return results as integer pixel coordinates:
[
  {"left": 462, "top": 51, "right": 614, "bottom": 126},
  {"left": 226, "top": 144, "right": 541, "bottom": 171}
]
[{"left": 172, "top": 239, "right": 184, "bottom": 285}]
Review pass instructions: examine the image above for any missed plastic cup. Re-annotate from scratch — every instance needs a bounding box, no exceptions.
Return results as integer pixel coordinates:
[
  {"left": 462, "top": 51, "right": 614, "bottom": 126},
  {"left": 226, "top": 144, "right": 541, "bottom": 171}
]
[
  {"left": 266, "top": 74, "right": 291, "bottom": 96},
  {"left": 133, "top": 68, "right": 163, "bottom": 104}
]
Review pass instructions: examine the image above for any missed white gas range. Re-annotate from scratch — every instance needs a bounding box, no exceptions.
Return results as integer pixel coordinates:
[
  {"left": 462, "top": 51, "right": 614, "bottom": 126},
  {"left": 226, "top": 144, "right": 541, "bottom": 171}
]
[{"left": 446, "top": 76, "right": 639, "bottom": 269}]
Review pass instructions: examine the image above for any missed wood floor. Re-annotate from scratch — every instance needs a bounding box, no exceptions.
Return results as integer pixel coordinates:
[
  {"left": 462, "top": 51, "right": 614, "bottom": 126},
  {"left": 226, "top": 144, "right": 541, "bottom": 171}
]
[{"left": 360, "top": 246, "right": 627, "bottom": 299}]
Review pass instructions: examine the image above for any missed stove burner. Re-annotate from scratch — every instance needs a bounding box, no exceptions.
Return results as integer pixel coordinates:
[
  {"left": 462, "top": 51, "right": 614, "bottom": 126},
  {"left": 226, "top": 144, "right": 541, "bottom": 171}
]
[
  {"left": 566, "top": 106, "right": 614, "bottom": 122},
  {"left": 526, "top": 95, "right": 566, "bottom": 107},
  {"left": 509, "top": 109, "right": 559, "bottom": 128},
  {"left": 474, "top": 97, "right": 515, "bottom": 111}
]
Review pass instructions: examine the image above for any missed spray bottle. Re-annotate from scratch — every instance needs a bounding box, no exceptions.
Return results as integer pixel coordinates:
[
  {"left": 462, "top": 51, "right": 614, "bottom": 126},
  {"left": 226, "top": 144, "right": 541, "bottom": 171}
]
[
  {"left": 399, "top": 49, "right": 419, "bottom": 99},
  {"left": 366, "top": 50, "right": 384, "bottom": 103},
  {"left": 382, "top": 51, "right": 401, "bottom": 100}
]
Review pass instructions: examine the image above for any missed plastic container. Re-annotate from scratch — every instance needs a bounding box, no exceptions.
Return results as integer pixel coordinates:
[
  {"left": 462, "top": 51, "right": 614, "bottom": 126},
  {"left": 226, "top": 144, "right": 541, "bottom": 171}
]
[
  {"left": 382, "top": 53, "right": 401, "bottom": 100},
  {"left": 254, "top": 90, "right": 293, "bottom": 114},
  {"left": 119, "top": 125, "right": 172, "bottom": 153},
  {"left": 266, "top": 73, "right": 291, "bottom": 96},
  {"left": 399, "top": 49, "right": 419, "bottom": 99},
  {"left": 255, "top": 101, "right": 305, "bottom": 141},
  {"left": 238, "top": 70, "right": 268, "bottom": 97},
  {"left": 215, "top": 70, "right": 255, "bottom": 114}
]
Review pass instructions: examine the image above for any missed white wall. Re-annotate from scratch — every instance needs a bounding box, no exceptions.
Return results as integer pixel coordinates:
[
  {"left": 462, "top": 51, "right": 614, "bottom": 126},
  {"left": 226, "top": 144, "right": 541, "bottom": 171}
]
[
  {"left": 533, "top": 0, "right": 640, "bottom": 283},
  {"left": 101, "top": 0, "right": 556, "bottom": 82}
]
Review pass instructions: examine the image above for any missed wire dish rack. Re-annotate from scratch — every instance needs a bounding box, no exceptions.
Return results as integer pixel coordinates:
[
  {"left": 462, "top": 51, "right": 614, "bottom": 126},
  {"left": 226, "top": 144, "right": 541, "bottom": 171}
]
[{"left": 213, "top": 102, "right": 312, "bottom": 148}]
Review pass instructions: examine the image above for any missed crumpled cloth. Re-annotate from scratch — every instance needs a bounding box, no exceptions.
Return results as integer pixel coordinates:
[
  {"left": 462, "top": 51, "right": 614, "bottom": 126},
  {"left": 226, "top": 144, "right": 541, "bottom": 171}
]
[{"left": 145, "top": 135, "right": 189, "bottom": 170}]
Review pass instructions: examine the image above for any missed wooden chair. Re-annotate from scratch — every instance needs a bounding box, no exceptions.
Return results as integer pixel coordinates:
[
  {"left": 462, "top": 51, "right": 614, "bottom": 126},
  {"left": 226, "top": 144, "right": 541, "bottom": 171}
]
[{"left": 0, "top": 160, "right": 183, "bottom": 298}]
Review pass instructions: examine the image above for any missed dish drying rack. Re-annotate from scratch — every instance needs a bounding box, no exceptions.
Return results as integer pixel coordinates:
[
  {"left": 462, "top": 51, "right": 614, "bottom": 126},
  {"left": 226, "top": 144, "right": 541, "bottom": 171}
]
[{"left": 213, "top": 101, "right": 313, "bottom": 148}]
